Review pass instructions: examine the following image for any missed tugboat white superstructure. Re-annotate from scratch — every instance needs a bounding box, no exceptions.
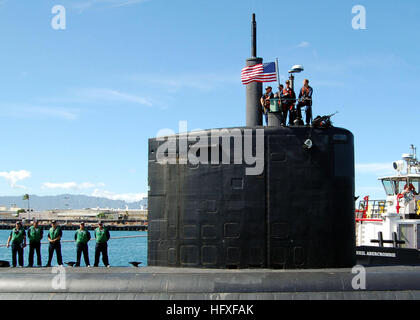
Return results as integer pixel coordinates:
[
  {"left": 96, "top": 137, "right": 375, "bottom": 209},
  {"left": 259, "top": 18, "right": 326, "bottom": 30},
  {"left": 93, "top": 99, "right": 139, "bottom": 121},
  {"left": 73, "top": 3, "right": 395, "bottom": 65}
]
[{"left": 356, "top": 145, "right": 420, "bottom": 265}]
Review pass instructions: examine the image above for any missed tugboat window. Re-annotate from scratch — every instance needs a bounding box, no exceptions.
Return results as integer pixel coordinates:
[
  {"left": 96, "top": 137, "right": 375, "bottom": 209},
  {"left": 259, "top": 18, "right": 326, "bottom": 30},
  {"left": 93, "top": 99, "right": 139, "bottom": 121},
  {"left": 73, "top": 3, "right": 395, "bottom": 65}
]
[
  {"left": 382, "top": 179, "right": 394, "bottom": 196},
  {"left": 408, "top": 178, "right": 420, "bottom": 194},
  {"left": 394, "top": 179, "right": 408, "bottom": 194}
]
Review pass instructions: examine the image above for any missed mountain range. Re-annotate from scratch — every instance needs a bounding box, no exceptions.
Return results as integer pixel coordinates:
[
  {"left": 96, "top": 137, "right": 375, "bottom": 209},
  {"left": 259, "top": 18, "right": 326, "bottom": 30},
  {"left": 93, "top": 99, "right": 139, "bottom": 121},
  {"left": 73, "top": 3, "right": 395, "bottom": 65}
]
[{"left": 0, "top": 194, "right": 148, "bottom": 211}]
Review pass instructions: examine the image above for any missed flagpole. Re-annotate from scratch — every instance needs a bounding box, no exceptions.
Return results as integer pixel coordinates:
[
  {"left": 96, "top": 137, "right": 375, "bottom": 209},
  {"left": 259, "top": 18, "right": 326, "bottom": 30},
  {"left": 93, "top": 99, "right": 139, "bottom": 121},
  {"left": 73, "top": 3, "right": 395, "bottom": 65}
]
[{"left": 275, "top": 58, "right": 280, "bottom": 86}]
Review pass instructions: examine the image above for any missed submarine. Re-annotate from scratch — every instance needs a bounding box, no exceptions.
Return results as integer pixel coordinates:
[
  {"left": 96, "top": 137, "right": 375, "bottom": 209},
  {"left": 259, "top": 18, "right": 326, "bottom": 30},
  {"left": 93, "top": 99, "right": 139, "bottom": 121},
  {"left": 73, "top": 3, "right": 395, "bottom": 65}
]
[
  {"left": 147, "top": 13, "right": 355, "bottom": 270},
  {"left": 0, "top": 14, "right": 420, "bottom": 300}
]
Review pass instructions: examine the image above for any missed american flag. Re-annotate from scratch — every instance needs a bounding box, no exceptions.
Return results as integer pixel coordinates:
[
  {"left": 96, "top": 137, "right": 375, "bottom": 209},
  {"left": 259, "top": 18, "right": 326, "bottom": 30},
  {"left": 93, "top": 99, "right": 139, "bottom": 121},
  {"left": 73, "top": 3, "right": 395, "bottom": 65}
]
[{"left": 241, "top": 62, "right": 277, "bottom": 85}]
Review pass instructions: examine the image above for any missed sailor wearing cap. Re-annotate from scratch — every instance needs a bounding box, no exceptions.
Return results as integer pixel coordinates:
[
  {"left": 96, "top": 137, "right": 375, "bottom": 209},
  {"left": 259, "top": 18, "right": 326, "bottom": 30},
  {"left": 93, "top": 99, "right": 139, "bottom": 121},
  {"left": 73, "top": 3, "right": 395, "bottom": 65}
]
[
  {"left": 280, "top": 80, "right": 296, "bottom": 126},
  {"left": 274, "top": 84, "right": 284, "bottom": 99},
  {"left": 260, "top": 86, "right": 274, "bottom": 126},
  {"left": 6, "top": 221, "right": 26, "bottom": 267},
  {"left": 27, "top": 220, "right": 43, "bottom": 267},
  {"left": 94, "top": 221, "right": 111, "bottom": 267},
  {"left": 74, "top": 222, "right": 91, "bottom": 267},
  {"left": 46, "top": 220, "right": 63, "bottom": 267}
]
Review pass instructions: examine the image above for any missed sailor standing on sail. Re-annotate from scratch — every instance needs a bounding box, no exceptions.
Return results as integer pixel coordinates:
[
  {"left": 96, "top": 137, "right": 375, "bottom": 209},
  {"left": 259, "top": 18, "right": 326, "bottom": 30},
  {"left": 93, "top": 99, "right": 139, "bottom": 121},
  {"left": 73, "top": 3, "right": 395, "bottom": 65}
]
[
  {"left": 6, "top": 221, "right": 26, "bottom": 267},
  {"left": 260, "top": 86, "right": 274, "bottom": 126},
  {"left": 296, "top": 79, "right": 313, "bottom": 126},
  {"left": 27, "top": 220, "right": 43, "bottom": 267},
  {"left": 274, "top": 84, "right": 284, "bottom": 99},
  {"left": 94, "top": 221, "right": 111, "bottom": 267},
  {"left": 74, "top": 222, "right": 91, "bottom": 267},
  {"left": 46, "top": 220, "right": 63, "bottom": 267},
  {"left": 280, "top": 80, "right": 296, "bottom": 126}
]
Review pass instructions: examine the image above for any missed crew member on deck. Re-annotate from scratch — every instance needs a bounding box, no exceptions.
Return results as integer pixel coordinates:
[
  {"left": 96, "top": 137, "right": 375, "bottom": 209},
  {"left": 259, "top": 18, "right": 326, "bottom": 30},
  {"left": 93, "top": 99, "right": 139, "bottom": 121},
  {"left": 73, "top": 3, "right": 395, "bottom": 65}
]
[
  {"left": 403, "top": 183, "right": 418, "bottom": 195},
  {"left": 260, "top": 86, "right": 274, "bottom": 126},
  {"left": 27, "top": 220, "right": 43, "bottom": 267},
  {"left": 280, "top": 80, "right": 296, "bottom": 126},
  {"left": 94, "top": 221, "right": 111, "bottom": 267},
  {"left": 274, "top": 84, "right": 284, "bottom": 99},
  {"left": 6, "top": 221, "right": 26, "bottom": 267},
  {"left": 74, "top": 222, "right": 91, "bottom": 267},
  {"left": 46, "top": 220, "right": 63, "bottom": 267},
  {"left": 296, "top": 79, "right": 313, "bottom": 126}
]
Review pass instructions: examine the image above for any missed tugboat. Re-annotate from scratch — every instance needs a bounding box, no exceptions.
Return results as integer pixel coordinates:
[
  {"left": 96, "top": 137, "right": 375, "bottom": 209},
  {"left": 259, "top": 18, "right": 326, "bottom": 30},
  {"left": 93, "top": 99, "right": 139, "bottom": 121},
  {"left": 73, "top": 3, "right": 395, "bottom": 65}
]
[{"left": 356, "top": 145, "right": 420, "bottom": 266}]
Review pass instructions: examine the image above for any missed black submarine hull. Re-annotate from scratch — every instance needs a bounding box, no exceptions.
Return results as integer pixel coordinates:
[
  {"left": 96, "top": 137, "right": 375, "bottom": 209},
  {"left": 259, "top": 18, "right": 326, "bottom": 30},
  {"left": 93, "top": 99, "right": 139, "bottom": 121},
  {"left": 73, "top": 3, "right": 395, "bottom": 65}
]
[
  {"left": 1, "top": 266, "right": 420, "bottom": 299},
  {"left": 148, "top": 126, "right": 356, "bottom": 269}
]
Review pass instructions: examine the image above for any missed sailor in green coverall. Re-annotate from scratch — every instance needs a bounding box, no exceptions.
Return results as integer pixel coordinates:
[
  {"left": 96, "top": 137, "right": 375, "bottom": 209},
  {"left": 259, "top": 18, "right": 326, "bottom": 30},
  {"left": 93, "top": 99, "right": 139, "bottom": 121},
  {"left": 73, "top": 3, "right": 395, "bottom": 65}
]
[
  {"left": 27, "top": 220, "right": 43, "bottom": 267},
  {"left": 74, "top": 222, "right": 91, "bottom": 267},
  {"left": 46, "top": 220, "right": 63, "bottom": 267},
  {"left": 94, "top": 221, "right": 111, "bottom": 267},
  {"left": 6, "top": 221, "right": 26, "bottom": 267}
]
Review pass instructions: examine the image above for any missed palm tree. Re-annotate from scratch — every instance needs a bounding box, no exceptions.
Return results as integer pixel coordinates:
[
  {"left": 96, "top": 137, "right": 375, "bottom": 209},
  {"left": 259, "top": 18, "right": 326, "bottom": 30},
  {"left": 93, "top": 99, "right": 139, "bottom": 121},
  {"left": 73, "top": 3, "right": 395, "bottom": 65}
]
[{"left": 23, "top": 194, "right": 30, "bottom": 211}]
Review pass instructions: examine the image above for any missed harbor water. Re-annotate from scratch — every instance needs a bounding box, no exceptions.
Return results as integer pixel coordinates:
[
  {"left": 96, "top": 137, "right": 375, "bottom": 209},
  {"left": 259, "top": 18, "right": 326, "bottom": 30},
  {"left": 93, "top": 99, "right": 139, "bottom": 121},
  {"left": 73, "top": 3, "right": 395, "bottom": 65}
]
[{"left": 0, "top": 230, "right": 148, "bottom": 267}]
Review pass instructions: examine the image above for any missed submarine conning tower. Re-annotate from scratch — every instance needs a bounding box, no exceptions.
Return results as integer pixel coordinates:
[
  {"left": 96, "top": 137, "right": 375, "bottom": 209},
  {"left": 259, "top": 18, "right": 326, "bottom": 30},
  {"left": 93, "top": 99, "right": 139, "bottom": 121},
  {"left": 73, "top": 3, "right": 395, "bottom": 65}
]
[{"left": 147, "top": 14, "right": 356, "bottom": 269}]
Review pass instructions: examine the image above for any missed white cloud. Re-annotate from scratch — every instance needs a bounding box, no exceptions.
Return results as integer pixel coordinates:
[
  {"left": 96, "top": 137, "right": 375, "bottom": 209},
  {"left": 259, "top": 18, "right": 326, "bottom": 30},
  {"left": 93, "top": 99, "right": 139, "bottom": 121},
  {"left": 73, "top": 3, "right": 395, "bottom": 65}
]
[
  {"left": 0, "top": 105, "right": 79, "bottom": 120},
  {"left": 69, "top": 0, "right": 148, "bottom": 13},
  {"left": 0, "top": 170, "right": 31, "bottom": 188},
  {"left": 42, "top": 182, "right": 105, "bottom": 190},
  {"left": 356, "top": 162, "right": 394, "bottom": 175},
  {"left": 27, "top": 107, "right": 79, "bottom": 120},
  {"left": 126, "top": 73, "right": 238, "bottom": 93},
  {"left": 109, "top": 0, "right": 149, "bottom": 7},
  {"left": 92, "top": 189, "right": 146, "bottom": 203},
  {"left": 77, "top": 88, "right": 154, "bottom": 107},
  {"left": 298, "top": 41, "right": 310, "bottom": 48}
]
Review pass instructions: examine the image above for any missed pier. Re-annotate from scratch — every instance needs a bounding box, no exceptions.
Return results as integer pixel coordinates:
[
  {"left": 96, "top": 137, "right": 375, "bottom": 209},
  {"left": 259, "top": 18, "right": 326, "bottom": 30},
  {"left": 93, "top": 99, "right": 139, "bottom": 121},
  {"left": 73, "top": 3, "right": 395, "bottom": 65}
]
[{"left": 0, "top": 218, "right": 148, "bottom": 231}]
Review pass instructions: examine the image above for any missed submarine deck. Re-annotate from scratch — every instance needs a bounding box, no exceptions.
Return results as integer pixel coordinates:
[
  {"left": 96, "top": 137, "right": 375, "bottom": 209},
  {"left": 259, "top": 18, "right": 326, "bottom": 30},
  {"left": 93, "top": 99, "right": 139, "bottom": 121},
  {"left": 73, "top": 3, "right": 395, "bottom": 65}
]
[{"left": 1, "top": 266, "right": 420, "bottom": 299}]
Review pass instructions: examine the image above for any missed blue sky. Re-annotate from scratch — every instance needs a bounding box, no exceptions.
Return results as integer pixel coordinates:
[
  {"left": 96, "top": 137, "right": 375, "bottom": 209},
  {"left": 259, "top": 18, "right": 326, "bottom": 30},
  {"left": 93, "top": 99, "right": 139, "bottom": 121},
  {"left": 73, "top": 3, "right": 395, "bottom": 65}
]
[{"left": 0, "top": 0, "right": 419, "bottom": 202}]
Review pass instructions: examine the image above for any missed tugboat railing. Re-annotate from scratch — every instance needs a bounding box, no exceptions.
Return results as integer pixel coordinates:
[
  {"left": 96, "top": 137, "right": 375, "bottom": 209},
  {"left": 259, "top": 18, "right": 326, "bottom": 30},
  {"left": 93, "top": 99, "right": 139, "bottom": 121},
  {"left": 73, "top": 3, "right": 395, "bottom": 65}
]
[{"left": 356, "top": 196, "right": 386, "bottom": 220}]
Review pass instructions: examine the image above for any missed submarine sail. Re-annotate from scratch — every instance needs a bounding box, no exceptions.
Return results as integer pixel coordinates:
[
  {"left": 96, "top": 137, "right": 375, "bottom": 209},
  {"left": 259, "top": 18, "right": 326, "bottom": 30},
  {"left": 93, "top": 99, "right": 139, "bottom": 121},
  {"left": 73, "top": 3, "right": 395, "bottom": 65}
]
[{"left": 147, "top": 14, "right": 356, "bottom": 269}]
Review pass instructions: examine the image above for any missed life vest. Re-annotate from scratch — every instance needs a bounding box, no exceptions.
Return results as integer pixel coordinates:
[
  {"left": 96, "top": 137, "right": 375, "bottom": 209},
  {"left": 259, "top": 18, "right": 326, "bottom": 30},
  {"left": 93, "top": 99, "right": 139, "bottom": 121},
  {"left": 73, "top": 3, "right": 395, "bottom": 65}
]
[
  {"left": 76, "top": 229, "right": 90, "bottom": 244},
  {"left": 282, "top": 88, "right": 292, "bottom": 96},
  {"left": 49, "top": 227, "right": 61, "bottom": 240},
  {"left": 282, "top": 88, "right": 294, "bottom": 103},
  {"left": 301, "top": 86, "right": 309, "bottom": 96},
  {"left": 95, "top": 228, "right": 108, "bottom": 243},
  {"left": 28, "top": 226, "right": 42, "bottom": 242},
  {"left": 11, "top": 228, "right": 25, "bottom": 244},
  {"left": 263, "top": 93, "right": 272, "bottom": 109}
]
